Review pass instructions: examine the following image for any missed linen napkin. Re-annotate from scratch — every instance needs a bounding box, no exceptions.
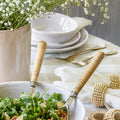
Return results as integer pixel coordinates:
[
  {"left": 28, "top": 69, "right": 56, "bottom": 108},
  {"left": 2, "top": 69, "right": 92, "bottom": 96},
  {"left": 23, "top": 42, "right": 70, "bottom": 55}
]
[
  {"left": 54, "top": 66, "right": 120, "bottom": 109},
  {"left": 73, "top": 17, "right": 92, "bottom": 31}
]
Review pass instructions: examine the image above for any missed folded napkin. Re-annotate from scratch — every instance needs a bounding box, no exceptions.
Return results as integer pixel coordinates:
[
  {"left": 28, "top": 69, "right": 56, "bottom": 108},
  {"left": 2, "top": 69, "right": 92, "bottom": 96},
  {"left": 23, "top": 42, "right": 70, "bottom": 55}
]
[
  {"left": 73, "top": 17, "right": 92, "bottom": 31},
  {"left": 54, "top": 66, "right": 120, "bottom": 110},
  {"left": 54, "top": 66, "right": 107, "bottom": 86},
  {"left": 80, "top": 85, "right": 120, "bottom": 109}
]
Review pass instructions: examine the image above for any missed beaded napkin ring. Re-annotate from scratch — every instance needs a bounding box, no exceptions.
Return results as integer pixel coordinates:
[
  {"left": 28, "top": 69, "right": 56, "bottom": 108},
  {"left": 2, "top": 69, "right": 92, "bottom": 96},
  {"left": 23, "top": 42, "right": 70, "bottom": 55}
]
[
  {"left": 108, "top": 74, "right": 120, "bottom": 89},
  {"left": 88, "top": 111, "right": 106, "bottom": 120},
  {"left": 91, "top": 83, "right": 108, "bottom": 107},
  {"left": 103, "top": 109, "right": 120, "bottom": 120}
]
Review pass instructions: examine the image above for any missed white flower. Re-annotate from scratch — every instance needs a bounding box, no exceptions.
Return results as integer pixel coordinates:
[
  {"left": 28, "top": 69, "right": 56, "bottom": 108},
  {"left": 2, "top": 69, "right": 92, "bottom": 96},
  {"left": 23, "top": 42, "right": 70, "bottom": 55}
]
[
  {"left": 65, "top": 2, "right": 68, "bottom": 5},
  {"left": 8, "top": 21, "right": 11, "bottom": 25},
  {"left": 61, "top": 4, "right": 65, "bottom": 7},
  {"left": 20, "top": 9, "right": 24, "bottom": 14},
  {"left": 100, "top": 7, "right": 104, "bottom": 12},
  {"left": 6, "top": 0, "right": 10, "bottom": 2},
  {"left": 0, "top": 7, "right": 2, "bottom": 11},
  {"left": 105, "top": 7, "right": 108, "bottom": 12},
  {"left": 10, "top": 28, "right": 13, "bottom": 30},
  {"left": 6, "top": 7, "right": 9, "bottom": 11},
  {"left": 2, "top": 10, "right": 5, "bottom": 13},
  {"left": 103, "top": 13, "right": 109, "bottom": 19},
  {"left": 40, "top": 6, "right": 46, "bottom": 11},
  {"left": 28, "top": 0, "right": 32, "bottom": 4},
  {"left": 6, "top": 13, "right": 9, "bottom": 17},
  {"left": 84, "top": 8, "right": 89, "bottom": 15},
  {"left": 98, "top": 3, "right": 101, "bottom": 6},
  {"left": 9, "top": 3, "right": 14, "bottom": 7},
  {"left": 27, "top": 8, "right": 30, "bottom": 12},
  {"left": 4, "top": 23, "right": 8, "bottom": 26},
  {"left": 93, "top": 0, "right": 97, "bottom": 5},
  {"left": 26, "top": 18, "right": 30, "bottom": 22},
  {"left": 2, "top": 14, "right": 5, "bottom": 17},
  {"left": 0, "top": 21, "right": 3, "bottom": 24},
  {"left": 15, "top": 1, "right": 20, "bottom": 5},
  {"left": 105, "top": 2, "right": 109, "bottom": 6},
  {"left": 9, "top": 11, "right": 13, "bottom": 15}
]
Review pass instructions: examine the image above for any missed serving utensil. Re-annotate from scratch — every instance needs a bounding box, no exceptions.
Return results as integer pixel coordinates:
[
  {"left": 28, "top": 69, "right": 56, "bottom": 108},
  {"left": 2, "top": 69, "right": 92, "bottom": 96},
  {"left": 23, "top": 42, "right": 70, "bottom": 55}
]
[
  {"left": 72, "top": 50, "right": 118, "bottom": 66},
  {"left": 30, "top": 41, "right": 47, "bottom": 94},
  {"left": 61, "top": 50, "right": 104, "bottom": 119},
  {"left": 55, "top": 44, "right": 106, "bottom": 62}
]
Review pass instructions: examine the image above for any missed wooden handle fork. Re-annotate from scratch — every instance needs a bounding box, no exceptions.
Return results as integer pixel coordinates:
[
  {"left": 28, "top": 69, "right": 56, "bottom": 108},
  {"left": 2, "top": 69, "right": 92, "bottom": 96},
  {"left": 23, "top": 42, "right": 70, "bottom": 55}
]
[
  {"left": 31, "top": 41, "right": 47, "bottom": 82},
  {"left": 73, "top": 50, "right": 104, "bottom": 94}
]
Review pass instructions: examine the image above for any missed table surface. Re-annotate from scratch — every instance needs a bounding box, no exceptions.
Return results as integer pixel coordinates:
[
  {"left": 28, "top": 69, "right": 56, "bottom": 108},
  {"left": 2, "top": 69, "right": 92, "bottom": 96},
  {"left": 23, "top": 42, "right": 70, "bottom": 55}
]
[{"left": 31, "top": 34, "right": 120, "bottom": 120}]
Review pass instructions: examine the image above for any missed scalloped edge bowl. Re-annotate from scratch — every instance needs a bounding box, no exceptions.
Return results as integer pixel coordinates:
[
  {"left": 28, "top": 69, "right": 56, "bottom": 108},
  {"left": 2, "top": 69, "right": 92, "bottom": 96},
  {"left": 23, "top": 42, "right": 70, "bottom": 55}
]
[
  {"left": 0, "top": 81, "right": 86, "bottom": 120},
  {"left": 32, "top": 13, "right": 79, "bottom": 43}
]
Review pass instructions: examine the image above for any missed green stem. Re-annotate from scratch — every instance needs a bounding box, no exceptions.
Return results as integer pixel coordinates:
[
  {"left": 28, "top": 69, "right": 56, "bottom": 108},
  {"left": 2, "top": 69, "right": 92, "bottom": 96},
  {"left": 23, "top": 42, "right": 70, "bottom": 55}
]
[
  {"left": 32, "top": 98, "right": 36, "bottom": 112},
  {"left": 41, "top": 88, "right": 49, "bottom": 97},
  {"left": 15, "top": 14, "right": 28, "bottom": 29}
]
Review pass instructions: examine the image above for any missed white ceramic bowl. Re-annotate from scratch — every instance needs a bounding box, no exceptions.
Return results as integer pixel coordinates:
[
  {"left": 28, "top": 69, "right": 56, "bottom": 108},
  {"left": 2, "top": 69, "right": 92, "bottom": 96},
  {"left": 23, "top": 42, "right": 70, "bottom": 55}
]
[
  {"left": 32, "top": 13, "right": 78, "bottom": 43},
  {"left": 0, "top": 81, "right": 86, "bottom": 120}
]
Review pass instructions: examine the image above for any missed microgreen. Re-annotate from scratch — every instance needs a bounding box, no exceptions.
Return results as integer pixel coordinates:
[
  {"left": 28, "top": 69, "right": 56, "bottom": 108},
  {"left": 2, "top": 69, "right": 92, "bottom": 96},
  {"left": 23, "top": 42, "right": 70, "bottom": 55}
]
[{"left": 0, "top": 91, "right": 66, "bottom": 120}]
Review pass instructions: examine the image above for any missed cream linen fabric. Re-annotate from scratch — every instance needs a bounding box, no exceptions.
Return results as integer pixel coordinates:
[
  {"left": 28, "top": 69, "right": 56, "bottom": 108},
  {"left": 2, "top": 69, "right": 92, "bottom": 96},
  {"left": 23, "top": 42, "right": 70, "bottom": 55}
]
[{"left": 0, "top": 24, "right": 31, "bottom": 82}]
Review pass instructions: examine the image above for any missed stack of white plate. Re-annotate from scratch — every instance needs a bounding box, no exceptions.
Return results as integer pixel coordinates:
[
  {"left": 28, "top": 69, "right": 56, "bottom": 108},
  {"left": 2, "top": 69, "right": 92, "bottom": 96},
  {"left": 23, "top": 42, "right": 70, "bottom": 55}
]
[{"left": 31, "top": 13, "right": 88, "bottom": 54}]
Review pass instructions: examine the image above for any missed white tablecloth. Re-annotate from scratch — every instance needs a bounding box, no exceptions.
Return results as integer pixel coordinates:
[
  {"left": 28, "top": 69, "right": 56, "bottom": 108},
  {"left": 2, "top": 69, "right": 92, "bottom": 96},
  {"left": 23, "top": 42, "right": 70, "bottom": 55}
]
[{"left": 31, "top": 34, "right": 120, "bottom": 120}]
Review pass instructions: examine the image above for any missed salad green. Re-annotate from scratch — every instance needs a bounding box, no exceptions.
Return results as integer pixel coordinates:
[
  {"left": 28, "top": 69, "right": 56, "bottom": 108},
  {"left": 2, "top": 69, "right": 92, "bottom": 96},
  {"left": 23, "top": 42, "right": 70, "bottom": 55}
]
[{"left": 0, "top": 91, "right": 67, "bottom": 120}]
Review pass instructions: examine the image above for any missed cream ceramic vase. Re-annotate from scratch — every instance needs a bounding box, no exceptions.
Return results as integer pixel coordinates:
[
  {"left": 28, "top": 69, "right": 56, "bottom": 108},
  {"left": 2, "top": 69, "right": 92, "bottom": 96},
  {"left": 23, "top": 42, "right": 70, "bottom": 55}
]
[{"left": 0, "top": 24, "right": 31, "bottom": 82}]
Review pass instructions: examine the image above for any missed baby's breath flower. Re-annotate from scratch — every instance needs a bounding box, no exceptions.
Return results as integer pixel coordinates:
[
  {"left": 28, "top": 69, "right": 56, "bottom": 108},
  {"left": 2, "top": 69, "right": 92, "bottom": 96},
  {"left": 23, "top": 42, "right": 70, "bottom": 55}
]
[
  {"left": 0, "top": 7, "right": 2, "bottom": 11},
  {"left": 84, "top": 8, "right": 89, "bottom": 15},
  {"left": 0, "top": 0, "right": 110, "bottom": 30},
  {"left": 61, "top": 4, "right": 65, "bottom": 8},
  {"left": 10, "top": 28, "right": 13, "bottom": 30},
  {"left": 4, "top": 23, "right": 8, "bottom": 26},
  {"left": 6, "top": 7, "right": 9, "bottom": 11},
  {"left": 105, "top": 2, "right": 109, "bottom": 6},
  {"left": 100, "top": 6, "right": 104, "bottom": 12},
  {"left": 5, "top": 13, "right": 9, "bottom": 17},
  {"left": 20, "top": 9, "right": 24, "bottom": 14},
  {"left": 0, "top": 21, "right": 3, "bottom": 24},
  {"left": 93, "top": 0, "right": 97, "bottom": 5},
  {"left": 2, "top": 10, "right": 5, "bottom": 13},
  {"left": 105, "top": 7, "right": 108, "bottom": 12},
  {"left": 6, "top": 0, "right": 10, "bottom": 2},
  {"left": 98, "top": 3, "right": 102, "bottom": 6},
  {"left": 40, "top": 6, "right": 46, "bottom": 11}
]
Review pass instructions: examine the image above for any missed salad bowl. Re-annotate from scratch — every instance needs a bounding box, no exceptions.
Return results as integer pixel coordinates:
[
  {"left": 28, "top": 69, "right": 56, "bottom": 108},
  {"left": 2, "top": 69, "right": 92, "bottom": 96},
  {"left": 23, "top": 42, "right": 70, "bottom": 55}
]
[
  {"left": 0, "top": 81, "right": 86, "bottom": 120},
  {"left": 31, "top": 13, "right": 78, "bottom": 43}
]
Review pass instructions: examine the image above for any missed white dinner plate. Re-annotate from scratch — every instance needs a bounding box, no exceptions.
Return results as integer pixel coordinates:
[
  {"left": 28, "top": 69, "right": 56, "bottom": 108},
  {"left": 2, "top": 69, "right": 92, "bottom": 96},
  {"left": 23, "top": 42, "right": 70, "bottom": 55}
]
[
  {"left": 31, "top": 29, "right": 88, "bottom": 54},
  {"left": 31, "top": 32, "right": 81, "bottom": 49},
  {"left": 0, "top": 81, "right": 86, "bottom": 120}
]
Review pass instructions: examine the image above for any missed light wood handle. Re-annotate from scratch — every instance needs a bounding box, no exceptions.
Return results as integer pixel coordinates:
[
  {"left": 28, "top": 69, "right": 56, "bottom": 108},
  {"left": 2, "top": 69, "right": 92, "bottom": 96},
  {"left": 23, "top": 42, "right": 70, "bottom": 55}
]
[
  {"left": 73, "top": 50, "right": 104, "bottom": 94},
  {"left": 31, "top": 41, "right": 47, "bottom": 82}
]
